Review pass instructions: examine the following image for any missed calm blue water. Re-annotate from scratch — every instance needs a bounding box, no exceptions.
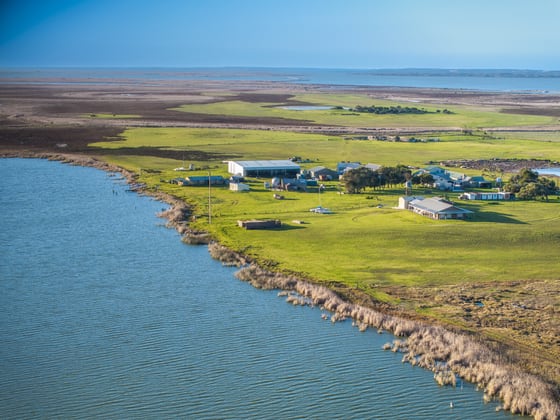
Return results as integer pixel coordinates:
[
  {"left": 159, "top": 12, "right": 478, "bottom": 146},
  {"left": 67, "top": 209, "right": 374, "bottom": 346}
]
[
  {"left": 1, "top": 67, "right": 559, "bottom": 93},
  {"left": 0, "top": 158, "right": 514, "bottom": 419},
  {"left": 536, "top": 167, "right": 560, "bottom": 177}
]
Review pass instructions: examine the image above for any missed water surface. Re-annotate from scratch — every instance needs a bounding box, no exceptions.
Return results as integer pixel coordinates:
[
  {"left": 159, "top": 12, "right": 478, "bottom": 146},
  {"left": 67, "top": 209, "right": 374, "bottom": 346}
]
[
  {"left": 535, "top": 167, "right": 560, "bottom": 177},
  {"left": 1, "top": 67, "right": 559, "bottom": 93}
]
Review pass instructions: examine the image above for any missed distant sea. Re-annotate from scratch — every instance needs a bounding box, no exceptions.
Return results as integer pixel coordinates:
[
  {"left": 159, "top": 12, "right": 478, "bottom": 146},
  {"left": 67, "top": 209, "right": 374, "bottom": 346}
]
[{"left": 1, "top": 67, "right": 560, "bottom": 93}]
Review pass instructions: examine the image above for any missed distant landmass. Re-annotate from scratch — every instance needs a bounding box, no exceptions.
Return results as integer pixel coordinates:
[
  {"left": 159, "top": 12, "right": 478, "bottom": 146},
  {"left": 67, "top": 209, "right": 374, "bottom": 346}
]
[{"left": 354, "top": 68, "right": 560, "bottom": 78}]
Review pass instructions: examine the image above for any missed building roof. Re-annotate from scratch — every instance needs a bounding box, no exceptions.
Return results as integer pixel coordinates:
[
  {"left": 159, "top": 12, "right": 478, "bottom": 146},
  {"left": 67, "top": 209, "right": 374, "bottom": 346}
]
[
  {"left": 409, "top": 197, "right": 472, "bottom": 215},
  {"left": 337, "top": 162, "right": 361, "bottom": 172},
  {"left": 187, "top": 176, "right": 224, "bottom": 181},
  {"left": 230, "top": 160, "right": 300, "bottom": 169},
  {"left": 364, "top": 163, "right": 382, "bottom": 171},
  {"left": 308, "top": 166, "right": 326, "bottom": 172}
]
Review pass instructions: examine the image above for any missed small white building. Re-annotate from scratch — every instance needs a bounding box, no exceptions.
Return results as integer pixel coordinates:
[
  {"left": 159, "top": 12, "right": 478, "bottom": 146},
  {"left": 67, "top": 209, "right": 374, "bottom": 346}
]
[
  {"left": 398, "top": 196, "right": 424, "bottom": 209},
  {"left": 460, "top": 191, "right": 511, "bottom": 201},
  {"left": 229, "top": 182, "right": 250, "bottom": 192},
  {"left": 363, "top": 163, "right": 382, "bottom": 172}
]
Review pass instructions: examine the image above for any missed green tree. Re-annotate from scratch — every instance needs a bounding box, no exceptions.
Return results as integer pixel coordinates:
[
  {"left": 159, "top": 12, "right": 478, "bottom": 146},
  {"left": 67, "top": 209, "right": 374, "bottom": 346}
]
[
  {"left": 505, "top": 168, "right": 558, "bottom": 200},
  {"left": 378, "top": 165, "right": 411, "bottom": 188},
  {"left": 341, "top": 167, "right": 375, "bottom": 194},
  {"left": 536, "top": 177, "right": 557, "bottom": 201},
  {"left": 412, "top": 173, "right": 434, "bottom": 186}
]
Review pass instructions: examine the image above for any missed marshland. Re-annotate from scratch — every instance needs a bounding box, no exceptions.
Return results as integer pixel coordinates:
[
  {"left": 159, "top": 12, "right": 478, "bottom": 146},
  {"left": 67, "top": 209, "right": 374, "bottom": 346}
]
[{"left": 1, "top": 71, "right": 559, "bottom": 418}]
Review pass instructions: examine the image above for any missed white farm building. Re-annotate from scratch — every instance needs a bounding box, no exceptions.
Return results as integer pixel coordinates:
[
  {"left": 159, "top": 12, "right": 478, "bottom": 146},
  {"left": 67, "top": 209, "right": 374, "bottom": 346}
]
[{"left": 228, "top": 160, "right": 301, "bottom": 178}]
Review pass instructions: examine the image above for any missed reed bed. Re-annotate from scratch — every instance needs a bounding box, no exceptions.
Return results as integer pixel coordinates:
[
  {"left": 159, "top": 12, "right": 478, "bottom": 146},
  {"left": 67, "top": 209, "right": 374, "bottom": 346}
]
[
  {"left": 233, "top": 263, "right": 560, "bottom": 420},
  {"left": 207, "top": 242, "right": 250, "bottom": 267}
]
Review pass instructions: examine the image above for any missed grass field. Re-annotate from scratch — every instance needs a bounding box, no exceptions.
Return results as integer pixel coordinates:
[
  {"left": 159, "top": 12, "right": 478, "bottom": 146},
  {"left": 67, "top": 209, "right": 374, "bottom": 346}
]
[
  {"left": 171, "top": 93, "right": 558, "bottom": 129},
  {"left": 93, "top": 125, "right": 560, "bottom": 291},
  {"left": 92, "top": 126, "right": 560, "bottom": 171}
]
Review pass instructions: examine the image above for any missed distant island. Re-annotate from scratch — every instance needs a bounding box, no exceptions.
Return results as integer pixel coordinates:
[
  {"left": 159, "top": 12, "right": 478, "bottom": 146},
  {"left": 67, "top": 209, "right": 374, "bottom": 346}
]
[{"left": 356, "top": 68, "right": 560, "bottom": 78}]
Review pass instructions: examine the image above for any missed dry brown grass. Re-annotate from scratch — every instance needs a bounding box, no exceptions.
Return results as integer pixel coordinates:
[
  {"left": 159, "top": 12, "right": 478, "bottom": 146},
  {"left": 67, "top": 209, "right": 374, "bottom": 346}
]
[
  {"left": 389, "top": 280, "right": 560, "bottom": 386},
  {"left": 207, "top": 242, "right": 250, "bottom": 267}
]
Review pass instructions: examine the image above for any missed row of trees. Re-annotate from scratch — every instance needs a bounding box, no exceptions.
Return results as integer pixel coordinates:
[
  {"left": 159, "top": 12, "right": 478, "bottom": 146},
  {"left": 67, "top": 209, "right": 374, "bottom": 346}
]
[
  {"left": 342, "top": 105, "right": 453, "bottom": 115},
  {"left": 350, "top": 105, "right": 430, "bottom": 114},
  {"left": 342, "top": 166, "right": 558, "bottom": 200},
  {"left": 504, "top": 168, "right": 558, "bottom": 201},
  {"left": 341, "top": 165, "right": 434, "bottom": 194}
]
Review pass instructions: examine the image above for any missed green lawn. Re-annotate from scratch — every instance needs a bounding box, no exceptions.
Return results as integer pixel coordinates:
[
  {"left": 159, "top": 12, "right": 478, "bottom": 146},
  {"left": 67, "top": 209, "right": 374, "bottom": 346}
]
[
  {"left": 91, "top": 124, "right": 560, "bottom": 298},
  {"left": 130, "top": 167, "right": 560, "bottom": 294},
  {"left": 85, "top": 76, "right": 560, "bottom": 301}
]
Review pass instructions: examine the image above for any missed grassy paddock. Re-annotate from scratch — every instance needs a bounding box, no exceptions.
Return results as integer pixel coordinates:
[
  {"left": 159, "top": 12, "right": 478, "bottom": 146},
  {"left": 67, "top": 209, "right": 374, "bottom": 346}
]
[
  {"left": 91, "top": 127, "right": 560, "bottom": 289},
  {"left": 91, "top": 127, "right": 560, "bottom": 171},
  {"left": 170, "top": 93, "right": 557, "bottom": 129},
  {"left": 116, "top": 146, "right": 560, "bottom": 291}
]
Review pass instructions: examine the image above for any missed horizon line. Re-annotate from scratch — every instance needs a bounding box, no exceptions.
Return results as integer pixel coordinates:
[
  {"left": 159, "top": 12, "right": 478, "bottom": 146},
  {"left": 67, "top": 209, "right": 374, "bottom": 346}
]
[{"left": 1, "top": 65, "right": 559, "bottom": 73}]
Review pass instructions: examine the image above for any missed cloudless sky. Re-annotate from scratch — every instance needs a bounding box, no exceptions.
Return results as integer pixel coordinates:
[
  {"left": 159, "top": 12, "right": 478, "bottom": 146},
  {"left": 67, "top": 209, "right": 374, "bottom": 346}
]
[{"left": 1, "top": 0, "right": 559, "bottom": 69}]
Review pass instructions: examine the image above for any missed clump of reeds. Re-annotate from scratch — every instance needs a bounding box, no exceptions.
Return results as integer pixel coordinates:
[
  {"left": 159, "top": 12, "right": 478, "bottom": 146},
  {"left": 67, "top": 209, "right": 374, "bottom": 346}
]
[
  {"left": 208, "top": 242, "right": 249, "bottom": 267},
  {"left": 181, "top": 231, "right": 211, "bottom": 245},
  {"left": 157, "top": 203, "right": 191, "bottom": 229},
  {"left": 401, "top": 325, "right": 560, "bottom": 419},
  {"left": 234, "top": 264, "right": 298, "bottom": 290},
  {"left": 434, "top": 370, "right": 457, "bottom": 387}
]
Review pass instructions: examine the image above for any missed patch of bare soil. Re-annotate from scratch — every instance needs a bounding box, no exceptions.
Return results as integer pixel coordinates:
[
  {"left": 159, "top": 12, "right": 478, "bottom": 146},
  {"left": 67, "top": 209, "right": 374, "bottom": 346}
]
[
  {"left": 0, "top": 126, "right": 123, "bottom": 153},
  {"left": 501, "top": 107, "right": 560, "bottom": 117},
  {"left": 0, "top": 84, "right": 318, "bottom": 128},
  {"left": 441, "top": 158, "right": 560, "bottom": 172},
  {"left": 0, "top": 126, "right": 234, "bottom": 161}
]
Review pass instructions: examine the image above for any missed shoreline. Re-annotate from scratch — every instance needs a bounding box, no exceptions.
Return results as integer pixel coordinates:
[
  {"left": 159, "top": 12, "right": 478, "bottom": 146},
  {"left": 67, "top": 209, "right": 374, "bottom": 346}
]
[{"left": 3, "top": 151, "right": 559, "bottom": 419}]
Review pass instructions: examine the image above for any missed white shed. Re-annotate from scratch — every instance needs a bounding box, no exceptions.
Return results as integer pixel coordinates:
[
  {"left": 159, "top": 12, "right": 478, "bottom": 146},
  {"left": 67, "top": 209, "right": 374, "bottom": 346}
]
[
  {"left": 229, "top": 182, "right": 250, "bottom": 192},
  {"left": 228, "top": 160, "right": 301, "bottom": 177}
]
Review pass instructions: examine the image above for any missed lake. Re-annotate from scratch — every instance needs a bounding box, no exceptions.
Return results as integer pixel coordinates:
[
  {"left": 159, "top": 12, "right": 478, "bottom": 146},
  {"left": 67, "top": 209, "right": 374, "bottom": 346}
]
[
  {"left": 536, "top": 167, "right": 560, "bottom": 177},
  {"left": 0, "top": 158, "right": 515, "bottom": 419}
]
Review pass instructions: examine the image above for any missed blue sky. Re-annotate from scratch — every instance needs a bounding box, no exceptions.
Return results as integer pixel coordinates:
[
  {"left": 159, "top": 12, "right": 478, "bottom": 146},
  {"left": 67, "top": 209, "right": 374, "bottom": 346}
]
[{"left": 1, "top": 0, "right": 559, "bottom": 69}]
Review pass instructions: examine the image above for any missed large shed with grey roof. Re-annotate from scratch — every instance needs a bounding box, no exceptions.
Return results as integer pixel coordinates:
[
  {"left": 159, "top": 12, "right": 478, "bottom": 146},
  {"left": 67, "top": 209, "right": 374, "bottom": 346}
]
[{"left": 228, "top": 160, "right": 301, "bottom": 177}]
